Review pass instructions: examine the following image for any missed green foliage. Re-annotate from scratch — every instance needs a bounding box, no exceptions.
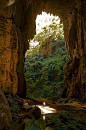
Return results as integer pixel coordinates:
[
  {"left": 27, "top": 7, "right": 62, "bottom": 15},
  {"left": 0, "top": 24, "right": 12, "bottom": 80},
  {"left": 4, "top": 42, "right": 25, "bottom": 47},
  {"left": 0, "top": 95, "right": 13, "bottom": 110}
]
[
  {"left": 10, "top": 105, "right": 20, "bottom": 114},
  {"left": 24, "top": 41, "right": 68, "bottom": 99},
  {"left": 57, "top": 37, "right": 65, "bottom": 44},
  {"left": 73, "top": 101, "right": 79, "bottom": 104},
  {"left": 50, "top": 42, "right": 56, "bottom": 47},
  {"left": 48, "top": 112, "right": 86, "bottom": 130},
  {"left": 24, "top": 47, "right": 67, "bottom": 99},
  {"left": 57, "top": 98, "right": 69, "bottom": 103},
  {"left": 33, "top": 21, "right": 64, "bottom": 47},
  {"left": 25, "top": 118, "right": 46, "bottom": 130},
  {"left": 24, "top": 71, "right": 31, "bottom": 79},
  {"left": 42, "top": 82, "right": 61, "bottom": 99},
  {"left": 24, "top": 15, "right": 69, "bottom": 100},
  {"left": 11, "top": 118, "right": 22, "bottom": 130}
]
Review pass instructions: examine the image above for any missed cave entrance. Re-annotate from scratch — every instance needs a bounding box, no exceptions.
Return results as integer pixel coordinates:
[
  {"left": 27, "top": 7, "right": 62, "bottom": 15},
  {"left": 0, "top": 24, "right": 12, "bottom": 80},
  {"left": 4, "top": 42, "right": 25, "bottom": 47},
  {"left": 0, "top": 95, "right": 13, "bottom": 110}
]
[{"left": 24, "top": 11, "right": 68, "bottom": 100}]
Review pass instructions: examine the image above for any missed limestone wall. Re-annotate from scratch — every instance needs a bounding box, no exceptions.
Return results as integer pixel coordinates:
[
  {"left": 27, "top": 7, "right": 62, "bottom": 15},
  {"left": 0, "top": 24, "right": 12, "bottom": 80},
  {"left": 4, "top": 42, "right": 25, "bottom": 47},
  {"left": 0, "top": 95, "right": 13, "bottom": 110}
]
[
  {"left": 0, "top": 89, "right": 12, "bottom": 130},
  {"left": 63, "top": 0, "right": 86, "bottom": 99},
  {"left": 0, "top": 1, "right": 26, "bottom": 96}
]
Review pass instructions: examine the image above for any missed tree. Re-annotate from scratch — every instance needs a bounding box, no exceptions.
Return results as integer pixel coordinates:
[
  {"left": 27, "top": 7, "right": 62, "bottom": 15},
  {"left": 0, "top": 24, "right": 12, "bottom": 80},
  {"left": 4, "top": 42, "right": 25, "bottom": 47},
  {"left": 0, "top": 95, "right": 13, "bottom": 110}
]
[
  {"left": 35, "top": 66, "right": 49, "bottom": 97},
  {"left": 33, "top": 17, "right": 64, "bottom": 46},
  {"left": 24, "top": 13, "right": 68, "bottom": 99}
]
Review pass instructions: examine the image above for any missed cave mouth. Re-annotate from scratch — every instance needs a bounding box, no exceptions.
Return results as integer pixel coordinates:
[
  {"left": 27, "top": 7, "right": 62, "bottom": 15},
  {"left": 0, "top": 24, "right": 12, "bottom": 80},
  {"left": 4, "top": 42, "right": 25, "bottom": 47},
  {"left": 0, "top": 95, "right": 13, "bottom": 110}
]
[{"left": 24, "top": 11, "right": 68, "bottom": 100}]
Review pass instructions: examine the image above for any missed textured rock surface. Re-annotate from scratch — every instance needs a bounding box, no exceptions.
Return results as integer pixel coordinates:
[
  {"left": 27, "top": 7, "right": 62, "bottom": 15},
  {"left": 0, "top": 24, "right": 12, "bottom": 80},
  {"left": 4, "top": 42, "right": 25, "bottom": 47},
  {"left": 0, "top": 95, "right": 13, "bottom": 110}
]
[
  {"left": 0, "top": 18, "right": 18, "bottom": 94},
  {"left": 63, "top": 0, "right": 86, "bottom": 99},
  {"left": 6, "top": 94, "right": 24, "bottom": 106},
  {"left": 0, "top": 0, "right": 86, "bottom": 99},
  {"left": 0, "top": 0, "right": 26, "bottom": 96},
  {"left": 64, "top": 56, "right": 86, "bottom": 99},
  {"left": 0, "top": 89, "right": 12, "bottom": 130}
]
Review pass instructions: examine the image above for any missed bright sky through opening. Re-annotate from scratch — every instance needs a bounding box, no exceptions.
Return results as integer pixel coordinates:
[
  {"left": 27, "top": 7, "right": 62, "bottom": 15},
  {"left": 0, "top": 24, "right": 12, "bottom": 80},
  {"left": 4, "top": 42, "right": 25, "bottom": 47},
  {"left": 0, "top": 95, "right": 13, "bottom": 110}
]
[
  {"left": 36, "top": 12, "right": 59, "bottom": 34},
  {"left": 29, "top": 12, "right": 60, "bottom": 46}
]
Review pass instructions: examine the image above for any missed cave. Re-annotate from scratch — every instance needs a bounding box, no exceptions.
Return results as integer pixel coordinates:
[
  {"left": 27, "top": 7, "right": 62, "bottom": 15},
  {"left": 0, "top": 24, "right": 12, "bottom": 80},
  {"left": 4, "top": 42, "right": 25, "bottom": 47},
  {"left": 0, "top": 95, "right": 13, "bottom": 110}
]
[{"left": 0, "top": 0, "right": 86, "bottom": 100}]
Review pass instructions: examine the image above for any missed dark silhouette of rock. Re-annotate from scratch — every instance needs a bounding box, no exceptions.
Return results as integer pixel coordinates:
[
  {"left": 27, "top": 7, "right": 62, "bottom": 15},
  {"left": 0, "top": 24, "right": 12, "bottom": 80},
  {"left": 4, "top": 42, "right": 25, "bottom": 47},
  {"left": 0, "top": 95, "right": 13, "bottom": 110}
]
[
  {"left": 32, "top": 106, "right": 41, "bottom": 119},
  {"left": 0, "top": 89, "right": 12, "bottom": 130}
]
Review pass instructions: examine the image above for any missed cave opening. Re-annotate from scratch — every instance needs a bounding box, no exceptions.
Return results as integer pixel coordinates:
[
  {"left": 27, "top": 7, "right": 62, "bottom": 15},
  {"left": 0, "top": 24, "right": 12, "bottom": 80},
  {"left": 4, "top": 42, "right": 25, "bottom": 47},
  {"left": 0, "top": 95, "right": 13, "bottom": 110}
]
[
  {"left": 24, "top": 11, "right": 68, "bottom": 100},
  {"left": 1, "top": 1, "right": 86, "bottom": 130}
]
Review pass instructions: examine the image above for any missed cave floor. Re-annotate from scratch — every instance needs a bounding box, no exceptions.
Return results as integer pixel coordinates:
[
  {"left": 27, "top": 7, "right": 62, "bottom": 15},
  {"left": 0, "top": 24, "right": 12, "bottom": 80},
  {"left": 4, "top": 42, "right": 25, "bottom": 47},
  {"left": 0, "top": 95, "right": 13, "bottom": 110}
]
[{"left": 22, "top": 98, "right": 86, "bottom": 120}]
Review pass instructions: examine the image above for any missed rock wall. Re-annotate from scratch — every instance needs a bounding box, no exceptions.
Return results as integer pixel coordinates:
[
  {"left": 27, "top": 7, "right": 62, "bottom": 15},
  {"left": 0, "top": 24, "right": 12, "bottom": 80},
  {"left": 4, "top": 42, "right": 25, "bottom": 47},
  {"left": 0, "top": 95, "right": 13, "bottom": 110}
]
[
  {"left": 0, "top": 0, "right": 86, "bottom": 99},
  {"left": 63, "top": 0, "right": 86, "bottom": 99},
  {"left": 0, "top": 89, "right": 12, "bottom": 130},
  {"left": 0, "top": 1, "right": 24, "bottom": 96},
  {"left": 0, "top": 17, "right": 18, "bottom": 94}
]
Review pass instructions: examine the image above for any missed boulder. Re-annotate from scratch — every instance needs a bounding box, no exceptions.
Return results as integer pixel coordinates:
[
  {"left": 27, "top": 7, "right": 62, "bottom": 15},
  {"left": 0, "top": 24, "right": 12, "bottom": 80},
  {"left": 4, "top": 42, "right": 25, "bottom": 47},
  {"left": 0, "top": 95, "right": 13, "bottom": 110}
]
[{"left": 0, "top": 89, "right": 12, "bottom": 130}]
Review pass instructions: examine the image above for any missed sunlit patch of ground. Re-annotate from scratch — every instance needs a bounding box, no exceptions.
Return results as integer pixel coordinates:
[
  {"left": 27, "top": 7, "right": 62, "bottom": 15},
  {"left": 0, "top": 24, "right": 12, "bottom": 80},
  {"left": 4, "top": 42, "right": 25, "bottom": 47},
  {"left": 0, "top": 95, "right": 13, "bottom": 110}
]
[
  {"left": 22, "top": 98, "right": 86, "bottom": 120},
  {"left": 37, "top": 105, "right": 57, "bottom": 114}
]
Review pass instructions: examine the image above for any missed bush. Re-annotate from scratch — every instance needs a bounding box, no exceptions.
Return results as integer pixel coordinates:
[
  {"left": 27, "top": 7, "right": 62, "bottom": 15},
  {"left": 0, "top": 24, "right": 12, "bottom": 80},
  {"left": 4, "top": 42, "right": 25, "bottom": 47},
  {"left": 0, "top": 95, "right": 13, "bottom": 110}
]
[
  {"left": 47, "top": 112, "right": 86, "bottom": 130},
  {"left": 10, "top": 105, "right": 20, "bottom": 114}
]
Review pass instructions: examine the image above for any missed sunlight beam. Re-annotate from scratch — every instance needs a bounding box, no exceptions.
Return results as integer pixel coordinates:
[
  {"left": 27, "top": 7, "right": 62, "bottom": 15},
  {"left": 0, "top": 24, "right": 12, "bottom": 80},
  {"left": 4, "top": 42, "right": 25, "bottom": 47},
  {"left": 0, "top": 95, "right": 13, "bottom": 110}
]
[
  {"left": 37, "top": 105, "right": 57, "bottom": 114},
  {"left": 7, "top": 0, "right": 15, "bottom": 6}
]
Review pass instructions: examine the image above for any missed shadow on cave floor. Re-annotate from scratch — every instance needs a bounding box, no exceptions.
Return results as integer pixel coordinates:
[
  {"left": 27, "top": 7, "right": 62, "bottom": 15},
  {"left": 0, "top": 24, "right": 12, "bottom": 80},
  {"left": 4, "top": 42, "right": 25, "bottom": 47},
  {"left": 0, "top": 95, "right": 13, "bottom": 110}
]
[
  {"left": 6, "top": 94, "right": 86, "bottom": 130},
  {"left": 10, "top": 97, "right": 86, "bottom": 130}
]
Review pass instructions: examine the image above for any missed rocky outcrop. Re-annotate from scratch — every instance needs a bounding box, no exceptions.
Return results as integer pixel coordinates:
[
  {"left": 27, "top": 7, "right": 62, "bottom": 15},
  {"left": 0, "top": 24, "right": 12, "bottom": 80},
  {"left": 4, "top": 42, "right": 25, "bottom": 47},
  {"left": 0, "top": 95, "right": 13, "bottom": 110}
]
[
  {"left": 64, "top": 55, "right": 86, "bottom": 99},
  {"left": 0, "top": 89, "right": 12, "bottom": 130},
  {"left": 0, "top": 18, "right": 18, "bottom": 94},
  {"left": 6, "top": 94, "right": 24, "bottom": 107},
  {"left": 0, "top": 0, "right": 26, "bottom": 96},
  {"left": 63, "top": 0, "right": 86, "bottom": 99}
]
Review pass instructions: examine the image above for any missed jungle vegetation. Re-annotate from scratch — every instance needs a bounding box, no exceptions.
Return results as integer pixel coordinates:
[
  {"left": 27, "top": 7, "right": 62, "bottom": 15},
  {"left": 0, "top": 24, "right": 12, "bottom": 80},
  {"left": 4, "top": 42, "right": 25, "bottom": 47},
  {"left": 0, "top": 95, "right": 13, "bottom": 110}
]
[{"left": 24, "top": 15, "right": 69, "bottom": 100}]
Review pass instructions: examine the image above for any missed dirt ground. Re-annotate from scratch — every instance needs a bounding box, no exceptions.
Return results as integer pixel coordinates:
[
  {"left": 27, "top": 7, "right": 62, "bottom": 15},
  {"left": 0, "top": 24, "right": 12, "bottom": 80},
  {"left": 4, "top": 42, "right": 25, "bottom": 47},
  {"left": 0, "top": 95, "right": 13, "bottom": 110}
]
[{"left": 23, "top": 98, "right": 86, "bottom": 120}]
